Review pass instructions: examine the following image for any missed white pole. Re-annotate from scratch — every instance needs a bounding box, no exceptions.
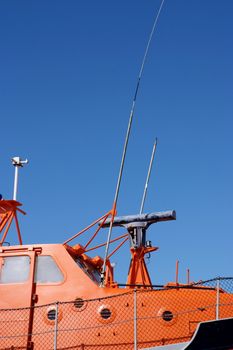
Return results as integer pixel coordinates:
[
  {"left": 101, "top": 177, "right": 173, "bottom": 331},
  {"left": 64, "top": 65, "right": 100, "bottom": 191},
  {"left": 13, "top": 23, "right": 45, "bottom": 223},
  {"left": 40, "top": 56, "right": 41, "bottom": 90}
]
[
  {"left": 140, "top": 139, "right": 157, "bottom": 214},
  {"left": 13, "top": 166, "right": 19, "bottom": 200},
  {"left": 11, "top": 157, "right": 29, "bottom": 201},
  {"left": 216, "top": 278, "right": 220, "bottom": 320},
  {"left": 134, "top": 289, "right": 138, "bottom": 350},
  {"left": 54, "top": 302, "right": 59, "bottom": 350}
]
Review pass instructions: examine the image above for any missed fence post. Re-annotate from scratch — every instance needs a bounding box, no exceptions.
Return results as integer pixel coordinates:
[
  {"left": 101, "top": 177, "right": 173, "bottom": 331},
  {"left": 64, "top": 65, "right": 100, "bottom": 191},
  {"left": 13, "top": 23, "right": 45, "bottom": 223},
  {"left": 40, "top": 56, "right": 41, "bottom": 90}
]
[
  {"left": 134, "top": 289, "right": 137, "bottom": 350},
  {"left": 216, "top": 278, "right": 220, "bottom": 320},
  {"left": 54, "top": 302, "right": 59, "bottom": 350}
]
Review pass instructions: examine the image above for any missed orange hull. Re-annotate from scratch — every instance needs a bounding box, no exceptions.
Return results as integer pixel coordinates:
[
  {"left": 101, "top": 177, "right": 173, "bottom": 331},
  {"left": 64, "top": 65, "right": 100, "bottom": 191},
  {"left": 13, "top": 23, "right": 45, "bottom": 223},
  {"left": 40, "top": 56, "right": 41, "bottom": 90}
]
[{"left": 0, "top": 243, "right": 233, "bottom": 349}]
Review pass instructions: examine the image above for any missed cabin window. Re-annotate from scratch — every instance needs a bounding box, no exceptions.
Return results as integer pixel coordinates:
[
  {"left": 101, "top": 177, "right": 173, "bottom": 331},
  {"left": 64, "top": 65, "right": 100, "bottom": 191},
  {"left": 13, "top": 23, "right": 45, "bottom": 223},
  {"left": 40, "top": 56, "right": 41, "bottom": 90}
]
[
  {"left": 75, "top": 258, "right": 101, "bottom": 284},
  {"left": 34, "top": 256, "right": 64, "bottom": 284},
  {"left": 0, "top": 256, "right": 30, "bottom": 284}
]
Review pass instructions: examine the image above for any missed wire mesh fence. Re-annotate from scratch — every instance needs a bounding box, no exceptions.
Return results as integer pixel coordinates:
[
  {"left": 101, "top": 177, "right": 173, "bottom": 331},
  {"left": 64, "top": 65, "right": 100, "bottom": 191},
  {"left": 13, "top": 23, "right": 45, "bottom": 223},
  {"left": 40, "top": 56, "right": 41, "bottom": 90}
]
[{"left": 0, "top": 277, "right": 233, "bottom": 350}]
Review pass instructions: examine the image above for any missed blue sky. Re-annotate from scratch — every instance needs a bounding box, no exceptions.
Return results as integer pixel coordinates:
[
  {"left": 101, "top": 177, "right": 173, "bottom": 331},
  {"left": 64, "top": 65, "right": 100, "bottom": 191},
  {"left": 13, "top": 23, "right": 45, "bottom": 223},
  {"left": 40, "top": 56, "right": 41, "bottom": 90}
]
[{"left": 0, "top": 0, "right": 233, "bottom": 285}]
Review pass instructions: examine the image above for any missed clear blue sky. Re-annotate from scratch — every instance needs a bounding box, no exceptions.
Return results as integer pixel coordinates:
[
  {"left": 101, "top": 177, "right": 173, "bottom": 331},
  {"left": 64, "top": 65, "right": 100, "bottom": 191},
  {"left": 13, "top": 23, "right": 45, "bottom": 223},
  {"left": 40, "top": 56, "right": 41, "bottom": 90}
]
[{"left": 0, "top": 0, "right": 233, "bottom": 285}]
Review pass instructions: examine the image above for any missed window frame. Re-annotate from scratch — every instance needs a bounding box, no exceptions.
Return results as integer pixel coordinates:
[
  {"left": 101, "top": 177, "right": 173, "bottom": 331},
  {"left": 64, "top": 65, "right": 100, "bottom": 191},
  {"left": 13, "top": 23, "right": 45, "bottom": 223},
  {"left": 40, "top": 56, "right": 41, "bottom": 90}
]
[
  {"left": 74, "top": 257, "right": 101, "bottom": 284},
  {"left": 0, "top": 255, "right": 31, "bottom": 285},
  {"left": 34, "top": 255, "right": 65, "bottom": 286}
]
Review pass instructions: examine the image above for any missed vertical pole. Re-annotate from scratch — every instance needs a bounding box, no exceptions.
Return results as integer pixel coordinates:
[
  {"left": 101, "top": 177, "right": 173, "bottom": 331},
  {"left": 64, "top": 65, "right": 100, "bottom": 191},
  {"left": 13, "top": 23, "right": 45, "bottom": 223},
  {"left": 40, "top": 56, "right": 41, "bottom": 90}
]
[
  {"left": 187, "top": 268, "right": 190, "bottom": 285},
  {"left": 140, "top": 140, "right": 157, "bottom": 214},
  {"left": 54, "top": 302, "right": 59, "bottom": 350},
  {"left": 13, "top": 166, "right": 19, "bottom": 200},
  {"left": 134, "top": 289, "right": 137, "bottom": 350},
  {"left": 175, "top": 260, "right": 179, "bottom": 285},
  {"left": 11, "top": 157, "right": 28, "bottom": 200},
  {"left": 216, "top": 278, "right": 220, "bottom": 320},
  {"left": 101, "top": 0, "right": 166, "bottom": 286}
]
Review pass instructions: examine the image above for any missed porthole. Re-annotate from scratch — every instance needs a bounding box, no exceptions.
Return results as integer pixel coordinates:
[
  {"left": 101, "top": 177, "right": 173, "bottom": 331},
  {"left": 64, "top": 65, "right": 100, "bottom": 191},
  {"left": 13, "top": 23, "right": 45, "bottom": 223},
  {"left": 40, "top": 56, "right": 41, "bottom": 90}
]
[
  {"left": 157, "top": 307, "right": 177, "bottom": 326},
  {"left": 47, "top": 309, "right": 57, "bottom": 321},
  {"left": 100, "top": 308, "right": 111, "bottom": 319},
  {"left": 97, "top": 304, "right": 116, "bottom": 324},
  {"left": 162, "top": 310, "right": 173, "bottom": 322},
  {"left": 73, "top": 297, "right": 87, "bottom": 312},
  {"left": 74, "top": 298, "right": 84, "bottom": 309},
  {"left": 44, "top": 306, "right": 62, "bottom": 325}
]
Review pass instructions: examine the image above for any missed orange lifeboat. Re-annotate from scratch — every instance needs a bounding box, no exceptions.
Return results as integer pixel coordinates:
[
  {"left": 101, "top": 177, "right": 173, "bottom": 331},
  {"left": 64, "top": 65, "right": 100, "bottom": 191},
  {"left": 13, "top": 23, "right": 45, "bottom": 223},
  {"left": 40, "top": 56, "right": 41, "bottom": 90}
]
[{"left": 0, "top": 198, "right": 233, "bottom": 349}]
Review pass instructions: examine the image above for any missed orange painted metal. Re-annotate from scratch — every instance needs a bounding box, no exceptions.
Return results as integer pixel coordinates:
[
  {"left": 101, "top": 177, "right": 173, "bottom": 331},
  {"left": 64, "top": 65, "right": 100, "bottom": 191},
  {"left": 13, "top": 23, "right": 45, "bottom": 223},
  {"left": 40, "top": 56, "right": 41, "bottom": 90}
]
[
  {"left": 107, "top": 236, "right": 128, "bottom": 259},
  {"left": 0, "top": 211, "right": 14, "bottom": 244},
  {"left": 84, "top": 212, "right": 110, "bottom": 249},
  {"left": 0, "top": 247, "right": 36, "bottom": 348},
  {"left": 63, "top": 211, "right": 111, "bottom": 245},
  {"left": 85, "top": 233, "right": 128, "bottom": 253},
  {"left": 63, "top": 204, "right": 116, "bottom": 246},
  {"left": 0, "top": 200, "right": 25, "bottom": 246},
  {"left": 0, "top": 242, "right": 233, "bottom": 349},
  {"left": 126, "top": 246, "right": 158, "bottom": 287}
]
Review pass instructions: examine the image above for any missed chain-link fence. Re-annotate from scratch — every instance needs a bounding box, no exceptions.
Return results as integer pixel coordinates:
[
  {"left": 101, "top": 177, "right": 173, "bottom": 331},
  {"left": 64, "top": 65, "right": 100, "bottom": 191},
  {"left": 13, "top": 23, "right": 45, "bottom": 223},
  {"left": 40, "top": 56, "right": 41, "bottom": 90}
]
[{"left": 0, "top": 277, "right": 233, "bottom": 350}]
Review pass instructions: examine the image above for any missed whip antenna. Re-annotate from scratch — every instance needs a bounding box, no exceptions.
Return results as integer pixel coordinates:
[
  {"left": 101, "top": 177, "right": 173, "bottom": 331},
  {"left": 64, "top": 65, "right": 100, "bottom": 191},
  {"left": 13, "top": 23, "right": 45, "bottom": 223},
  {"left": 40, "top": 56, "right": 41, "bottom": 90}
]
[
  {"left": 140, "top": 139, "right": 157, "bottom": 214},
  {"left": 101, "top": 0, "right": 165, "bottom": 285}
]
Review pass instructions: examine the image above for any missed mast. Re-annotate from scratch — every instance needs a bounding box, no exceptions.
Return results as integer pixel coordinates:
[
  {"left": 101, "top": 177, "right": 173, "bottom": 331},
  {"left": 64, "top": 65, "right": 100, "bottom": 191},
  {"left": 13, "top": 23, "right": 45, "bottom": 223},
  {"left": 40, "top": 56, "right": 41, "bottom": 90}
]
[
  {"left": 140, "top": 139, "right": 157, "bottom": 214},
  {"left": 12, "top": 157, "right": 29, "bottom": 200},
  {"left": 0, "top": 157, "right": 28, "bottom": 246},
  {"left": 101, "top": 0, "right": 166, "bottom": 285}
]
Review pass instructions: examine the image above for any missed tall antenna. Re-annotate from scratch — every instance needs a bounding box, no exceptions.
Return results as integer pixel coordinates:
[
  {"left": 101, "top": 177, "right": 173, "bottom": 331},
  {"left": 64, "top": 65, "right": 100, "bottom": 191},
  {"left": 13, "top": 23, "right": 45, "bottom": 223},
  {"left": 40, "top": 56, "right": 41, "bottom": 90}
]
[
  {"left": 101, "top": 0, "right": 166, "bottom": 285},
  {"left": 140, "top": 139, "right": 158, "bottom": 214},
  {"left": 12, "top": 157, "right": 29, "bottom": 200}
]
